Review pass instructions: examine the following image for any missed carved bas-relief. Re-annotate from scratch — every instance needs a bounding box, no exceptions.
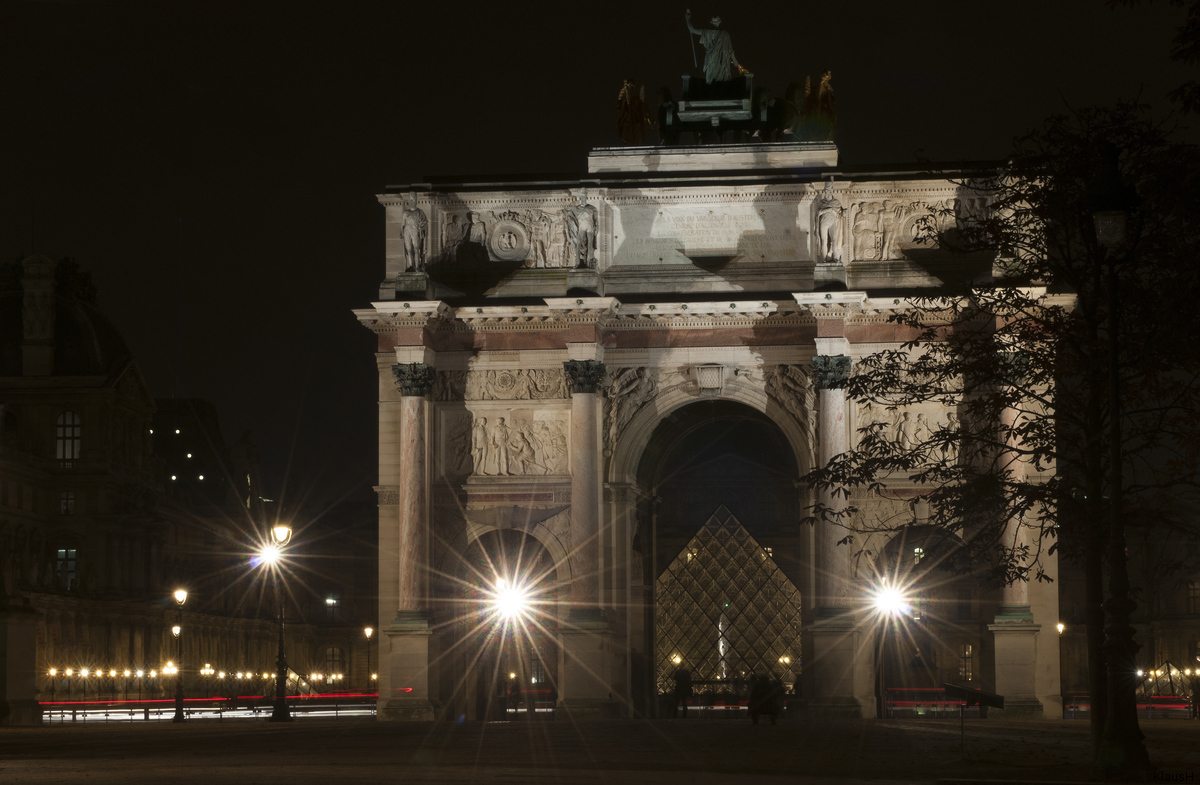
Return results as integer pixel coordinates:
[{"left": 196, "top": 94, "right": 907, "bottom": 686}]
[
  {"left": 487, "top": 211, "right": 532, "bottom": 263},
  {"left": 856, "top": 402, "right": 961, "bottom": 461},
  {"left": 431, "top": 369, "right": 569, "bottom": 402},
  {"left": 604, "top": 367, "right": 658, "bottom": 455},
  {"left": 452, "top": 413, "right": 568, "bottom": 477}
]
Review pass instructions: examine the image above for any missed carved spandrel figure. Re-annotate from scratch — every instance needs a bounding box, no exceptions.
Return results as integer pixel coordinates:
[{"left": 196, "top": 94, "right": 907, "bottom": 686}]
[
  {"left": 401, "top": 196, "right": 428, "bottom": 272},
  {"left": 815, "top": 180, "right": 844, "bottom": 262},
  {"left": 564, "top": 188, "right": 599, "bottom": 269},
  {"left": 686, "top": 11, "right": 739, "bottom": 84}
]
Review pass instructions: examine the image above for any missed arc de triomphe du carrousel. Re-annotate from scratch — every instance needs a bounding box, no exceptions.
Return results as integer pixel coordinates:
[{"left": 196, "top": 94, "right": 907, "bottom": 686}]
[{"left": 355, "top": 45, "right": 1060, "bottom": 722}]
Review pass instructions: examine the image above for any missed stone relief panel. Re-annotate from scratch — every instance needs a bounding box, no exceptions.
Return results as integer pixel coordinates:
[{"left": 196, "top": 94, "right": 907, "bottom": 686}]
[
  {"left": 763, "top": 364, "right": 817, "bottom": 444},
  {"left": 438, "top": 207, "right": 573, "bottom": 268},
  {"left": 431, "top": 369, "right": 569, "bottom": 402},
  {"left": 604, "top": 367, "right": 659, "bottom": 455},
  {"left": 440, "top": 408, "right": 570, "bottom": 477},
  {"left": 856, "top": 402, "right": 960, "bottom": 461},
  {"left": 848, "top": 197, "right": 986, "bottom": 262}
]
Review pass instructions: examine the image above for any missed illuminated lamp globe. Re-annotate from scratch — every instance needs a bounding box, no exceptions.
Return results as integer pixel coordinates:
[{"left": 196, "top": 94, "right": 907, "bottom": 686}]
[
  {"left": 171, "top": 625, "right": 181, "bottom": 638},
  {"left": 174, "top": 589, "right": 188, "bottom": 606},
  {"left": 871, "top": 584, "right": 911, "bottom": 617},
  {"left": 272, "top": 525, "right": 292, "bottom": 545},
  {"left": 491, "top": 578, "right": 529, "bottom": 620}
]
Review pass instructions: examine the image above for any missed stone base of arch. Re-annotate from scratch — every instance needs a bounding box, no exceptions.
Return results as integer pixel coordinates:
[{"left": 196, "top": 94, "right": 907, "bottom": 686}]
[
  {"left": 379, "top": 617, "right": 437, "bottom": 722},
  {"left": 804, "top": 614, "right": 877, "bottom": 719},
  {"left": 559, "top": 619, "right": 621, "bottom": 718}
]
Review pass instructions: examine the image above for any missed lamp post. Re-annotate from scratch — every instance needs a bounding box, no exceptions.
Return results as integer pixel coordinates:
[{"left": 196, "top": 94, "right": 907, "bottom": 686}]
[
  {"left": 172, "top": 588, "right": 188, "bottom": 723},
  {"left": 261, "top": 524, "right": 293, "bottom": 722},
  {"left": 364, "top": 627, "right": 373, "bottom": 693},
  {"left": 1088, "top": 143, "right": 1150, "bottom": 779}
]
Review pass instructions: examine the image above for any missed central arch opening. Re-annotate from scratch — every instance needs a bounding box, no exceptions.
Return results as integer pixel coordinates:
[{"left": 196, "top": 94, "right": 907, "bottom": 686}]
[{"left": 637, "top": 400, "right": 805, "bottom": 715}]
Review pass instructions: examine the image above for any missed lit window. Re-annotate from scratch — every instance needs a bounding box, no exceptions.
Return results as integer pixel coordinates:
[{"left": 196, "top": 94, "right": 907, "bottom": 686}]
[
  {"left": 325, "top": 595, "right": 341, "bottom": 623},
  {"left": 1188, "top": 581, "right": 1200, "bottom": 615},
  {"left": 958, "top": 643, "right": 973, "bottom": 681},
  {"left": 56, "top": 412, "right": 81, "bottom": 467},
  {"left": 913, "top": 546, "right": 924, "bottom": 566},
  {"left": 60, "top": 491, "right": 75, "bottom": 515},
  {"left": 57, "top": 548, "right": 78, "bottom": 591},
  {"left": 325, "top": 647, "right": 344, "bottom": 674}
]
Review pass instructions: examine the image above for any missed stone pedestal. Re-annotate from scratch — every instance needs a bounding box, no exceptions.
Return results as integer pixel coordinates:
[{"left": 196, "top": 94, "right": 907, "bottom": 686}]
[
  {"left": 0, "top": 600, "right": 41, "bottom": 726},
  {"left": 559, "top": 619, "right": 616, "bottom": 717},
  {"left": 988, "top": 609, "right": 1043, "bottom": 719},
  {"left": 380, "top": 614, "right": 435, "bottom": 721},
  {"left": 805, "top": 613, "right": 874, "bottom": 718},
  {"left": 394, "top": 272, "right": 429, "bottom": 295}
]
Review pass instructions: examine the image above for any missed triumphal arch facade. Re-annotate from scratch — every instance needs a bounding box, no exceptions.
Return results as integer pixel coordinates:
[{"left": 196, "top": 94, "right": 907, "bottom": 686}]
[{"left": 356, "top": 142, "right": 1061, "bottom": 721}]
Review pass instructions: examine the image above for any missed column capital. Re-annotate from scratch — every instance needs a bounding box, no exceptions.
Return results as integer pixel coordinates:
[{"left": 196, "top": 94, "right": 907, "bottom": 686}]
[
  {"left": 812, "top": 355, "right": 852, "bottom": 390},
  {"left": 563, "top": 360, "right": 607, "bottom": 394},
  {"left": 392, "top": 362, "right": 436, "bottom": 397}
]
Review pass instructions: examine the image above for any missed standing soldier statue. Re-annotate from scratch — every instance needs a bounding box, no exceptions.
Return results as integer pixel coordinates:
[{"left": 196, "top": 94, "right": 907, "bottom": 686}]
[{"left": 401, "top": 195, "right": 428, "bottom": 272}]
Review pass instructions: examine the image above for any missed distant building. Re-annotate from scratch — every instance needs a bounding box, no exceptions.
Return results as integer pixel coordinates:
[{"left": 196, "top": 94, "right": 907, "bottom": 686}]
[{"left": 0, "top": 256, "right": 377, "bottom": 724}]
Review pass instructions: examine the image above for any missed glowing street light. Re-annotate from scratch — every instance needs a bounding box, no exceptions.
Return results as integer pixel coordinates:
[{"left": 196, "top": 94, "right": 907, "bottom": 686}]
[
  {"left": 364, "top": 627, "right": 374, "bottom": 693},
  {"left": 871, "top": 583, "right": 911, "bottom": 617},
  {"left": 172, "top": 589, "right": 187, "bottom": 723},
  {"left": 259, "top": 524, "right": 293, "bottom": 722},
  {"left": 490, "top": 578, "right": 530, "bottom": 620}
]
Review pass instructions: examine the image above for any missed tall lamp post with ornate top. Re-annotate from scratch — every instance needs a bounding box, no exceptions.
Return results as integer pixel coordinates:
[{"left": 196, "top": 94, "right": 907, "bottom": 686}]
[
  {"left": 171, "top": 589, "right": 187, "bottom": 723},
  {"left": 260, "top": 525, "right": 293, "bottom": 722}
]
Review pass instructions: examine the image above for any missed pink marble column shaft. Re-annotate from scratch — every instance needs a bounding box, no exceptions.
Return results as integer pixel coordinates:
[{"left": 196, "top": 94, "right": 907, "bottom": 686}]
[
  {"left": 816, "top": 382, "right": 850, "bottom": 608},
  {"left": 998, "top": 401, "right": 1029, "bottom": 609},
  {"left": 570, "top": 390, "right": 600, "bottom": 611},
  {"left": 396, "top": 394, "right": 426, "bottom": 613}
]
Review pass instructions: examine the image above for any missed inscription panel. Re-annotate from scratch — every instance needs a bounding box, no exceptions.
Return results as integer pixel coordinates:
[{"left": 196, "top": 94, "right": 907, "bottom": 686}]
[{"left": 610, "top": 202, "right": 810, "bottom": 266}]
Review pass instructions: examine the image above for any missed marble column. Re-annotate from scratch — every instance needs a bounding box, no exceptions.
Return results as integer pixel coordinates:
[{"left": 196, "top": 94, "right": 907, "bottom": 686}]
[
  {"left": 382, "top": 361, "right": 436, "bottom": 721},
  {"left": 806, "top": 353, "right": 872, "bottom": 718},
  {"left": 563, "top": 359, "right": 607, "bottom": 621},
  {"left": 989, "top": 391, "right": 1043, "bottom": 717},
  {"left": 559, "top": 358, "right": 614, "bottom": 716},
  {"left": 813, "top": 354, "right": 852, "bottom": 612}
]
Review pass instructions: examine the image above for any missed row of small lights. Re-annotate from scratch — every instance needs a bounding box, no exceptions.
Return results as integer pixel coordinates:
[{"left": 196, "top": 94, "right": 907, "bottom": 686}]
[
  {"left": 47, "top": 667, "right": 168, "bottom": 679},
  {"left": 48, "top": 666, "right": 378, "bottom": 682},
  {"left": 1137, "top": 668, "right": 1199, "bottom": 677}
]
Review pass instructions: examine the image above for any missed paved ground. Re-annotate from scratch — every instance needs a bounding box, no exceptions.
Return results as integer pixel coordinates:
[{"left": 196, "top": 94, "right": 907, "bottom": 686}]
[{"left": 2, "top": 717, "right": 1197, "bottom": 784}]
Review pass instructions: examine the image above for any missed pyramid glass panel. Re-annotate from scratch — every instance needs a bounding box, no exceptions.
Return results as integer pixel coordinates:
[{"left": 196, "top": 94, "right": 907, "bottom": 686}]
[{"left": 655, "top": 507, "right": 802, "bottom": 693}]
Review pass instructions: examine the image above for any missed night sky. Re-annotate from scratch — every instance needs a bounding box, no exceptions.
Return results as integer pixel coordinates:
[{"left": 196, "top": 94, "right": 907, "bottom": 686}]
[{"left": 2, "top": 1, "right": 1191, "bottom": 517}]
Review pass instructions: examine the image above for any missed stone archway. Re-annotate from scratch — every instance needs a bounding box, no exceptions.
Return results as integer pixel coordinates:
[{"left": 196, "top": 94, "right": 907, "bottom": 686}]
[
  {"left": 439, "top": 527, "right": 562, "bottom": 721},
  {"left": 630, "top": 399, "right": 807, "bottom": 715}
]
